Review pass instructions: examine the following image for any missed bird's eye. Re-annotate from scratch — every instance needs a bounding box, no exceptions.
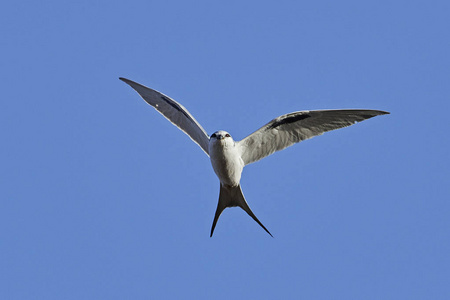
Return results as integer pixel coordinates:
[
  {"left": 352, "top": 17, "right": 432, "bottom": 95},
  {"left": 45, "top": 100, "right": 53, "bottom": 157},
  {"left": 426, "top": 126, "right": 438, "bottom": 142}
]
[
  {"left": 225, "top": 133, "right": 231, "bottom": 138},
  {"left": 211, "top": 133, "right": 217, "bottom": 138}
]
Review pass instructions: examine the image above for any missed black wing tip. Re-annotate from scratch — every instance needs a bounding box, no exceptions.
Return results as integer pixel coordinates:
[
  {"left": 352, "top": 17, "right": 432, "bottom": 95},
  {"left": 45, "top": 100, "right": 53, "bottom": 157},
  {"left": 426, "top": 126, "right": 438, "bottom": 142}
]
[
  {"left": 370, "top": 110, "right": 390, "bottom": 120},
  {"left": 377, "top": 110, "right": 390, "bottom": 115},
  {"left": 358, "top": 110, "right": 390, "bottom": 120},
  {"left": 119, "top": 77, "right": 131, "bottom": 84},
  {"left": 354, "top": 109, "right": 389, "bottom": 116},
  {"left": 119, "top": 77, "right": 149, "bottom": 91},
  {"left": 119, "top": 78, "right": 155, "bottom": 93}
]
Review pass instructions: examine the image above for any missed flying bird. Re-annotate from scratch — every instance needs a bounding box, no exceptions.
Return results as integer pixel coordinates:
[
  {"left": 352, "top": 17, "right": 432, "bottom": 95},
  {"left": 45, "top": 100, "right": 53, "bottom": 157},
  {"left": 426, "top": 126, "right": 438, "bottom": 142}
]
[{"left": 120, "top": 77, "right": 389, "bottom": 237}]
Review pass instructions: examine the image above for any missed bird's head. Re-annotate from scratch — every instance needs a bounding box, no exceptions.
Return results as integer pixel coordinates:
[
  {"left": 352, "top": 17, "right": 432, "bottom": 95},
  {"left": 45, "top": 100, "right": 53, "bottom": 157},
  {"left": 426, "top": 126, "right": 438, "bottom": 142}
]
[{"left": 210, "top": 130, "right": 234, "bottom": 145}]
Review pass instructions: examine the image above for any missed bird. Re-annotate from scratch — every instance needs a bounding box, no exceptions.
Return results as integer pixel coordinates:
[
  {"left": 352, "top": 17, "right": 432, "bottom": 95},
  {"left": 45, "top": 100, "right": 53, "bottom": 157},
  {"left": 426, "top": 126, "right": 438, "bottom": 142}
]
[{"left": 120, "top": 77, "right": 389, "bottom": 237}]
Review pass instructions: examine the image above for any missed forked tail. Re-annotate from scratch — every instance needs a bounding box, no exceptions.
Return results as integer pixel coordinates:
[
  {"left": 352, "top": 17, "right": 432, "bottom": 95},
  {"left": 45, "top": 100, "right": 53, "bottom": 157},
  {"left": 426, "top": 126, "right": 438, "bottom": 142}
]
[{"left": 210, "top": 184, "right": 272, "bottom": 237}]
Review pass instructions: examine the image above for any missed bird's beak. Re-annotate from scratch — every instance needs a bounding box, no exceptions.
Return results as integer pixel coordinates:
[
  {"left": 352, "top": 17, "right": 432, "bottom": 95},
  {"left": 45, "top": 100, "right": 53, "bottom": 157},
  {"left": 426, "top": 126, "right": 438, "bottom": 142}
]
[{"left": 217, "top": 135, "right": 224, "bottom": 140}]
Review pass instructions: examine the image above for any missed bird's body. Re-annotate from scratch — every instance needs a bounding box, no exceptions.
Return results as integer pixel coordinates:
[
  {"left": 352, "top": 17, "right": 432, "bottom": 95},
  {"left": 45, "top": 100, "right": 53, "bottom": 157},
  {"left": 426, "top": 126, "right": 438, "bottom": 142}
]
[
  {"left": 209, "top": 130, "right": 243, "bottom": 187},
  {"left": 208, "top": 130, "right": 272, "bottom": 236},
  {"left": 120, "top": 77, "right": 389, "bottom": 237}
]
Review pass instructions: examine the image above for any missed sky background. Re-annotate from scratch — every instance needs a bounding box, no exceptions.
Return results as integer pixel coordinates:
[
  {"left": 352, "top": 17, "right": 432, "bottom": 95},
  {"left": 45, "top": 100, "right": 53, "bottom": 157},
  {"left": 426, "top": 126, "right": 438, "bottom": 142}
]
[{"left": 1, "top": 0, "right": 449, "bottom": 299}]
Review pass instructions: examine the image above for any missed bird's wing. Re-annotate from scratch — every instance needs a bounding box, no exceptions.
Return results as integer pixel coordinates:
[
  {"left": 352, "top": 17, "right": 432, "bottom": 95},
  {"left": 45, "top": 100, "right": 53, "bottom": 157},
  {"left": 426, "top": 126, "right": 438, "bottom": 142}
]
[
  {"left": 120, "top": 78, "right": 210, "bottom": 155},
  {"left": 237, "top": 109, "right": 389, "bottom": 165}
]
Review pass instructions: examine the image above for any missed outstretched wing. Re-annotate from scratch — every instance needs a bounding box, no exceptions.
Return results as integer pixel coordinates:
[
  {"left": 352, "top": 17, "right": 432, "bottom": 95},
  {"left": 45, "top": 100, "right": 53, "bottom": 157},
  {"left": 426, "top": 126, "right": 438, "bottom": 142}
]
[
  {"left": 237, "top": 109, "right": 389, "bottom": 165},
  {"left": 120, "top": 78, "right": 210, "bottom": 155}
]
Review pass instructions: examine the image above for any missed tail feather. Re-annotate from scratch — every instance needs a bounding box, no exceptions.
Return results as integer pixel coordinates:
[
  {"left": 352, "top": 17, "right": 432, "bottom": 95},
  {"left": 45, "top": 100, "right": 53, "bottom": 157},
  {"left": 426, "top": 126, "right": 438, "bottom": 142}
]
[{"left": 210, "top": 184, "right": 272, "bottom": 237}]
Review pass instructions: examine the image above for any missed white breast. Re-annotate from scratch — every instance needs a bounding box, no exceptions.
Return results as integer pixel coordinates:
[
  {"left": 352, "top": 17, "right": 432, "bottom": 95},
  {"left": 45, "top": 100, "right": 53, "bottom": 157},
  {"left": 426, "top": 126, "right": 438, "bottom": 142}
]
[{"left": 209, "top": 138, "right": 244, "bottom": 187}]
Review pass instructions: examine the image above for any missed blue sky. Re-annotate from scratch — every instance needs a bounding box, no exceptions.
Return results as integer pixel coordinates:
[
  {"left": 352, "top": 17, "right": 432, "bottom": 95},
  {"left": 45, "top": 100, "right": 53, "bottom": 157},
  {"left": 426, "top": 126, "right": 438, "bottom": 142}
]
[{"left": 1, "top": 0, "right": 449, "bottom": 299}]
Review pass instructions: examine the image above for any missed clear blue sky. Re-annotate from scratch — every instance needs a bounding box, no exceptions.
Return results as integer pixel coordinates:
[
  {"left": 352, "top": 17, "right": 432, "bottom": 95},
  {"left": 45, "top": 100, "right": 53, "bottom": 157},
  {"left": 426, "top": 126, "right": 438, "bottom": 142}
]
[{"left": 1, "top": 0, "right": 449, "bottom": 299}]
